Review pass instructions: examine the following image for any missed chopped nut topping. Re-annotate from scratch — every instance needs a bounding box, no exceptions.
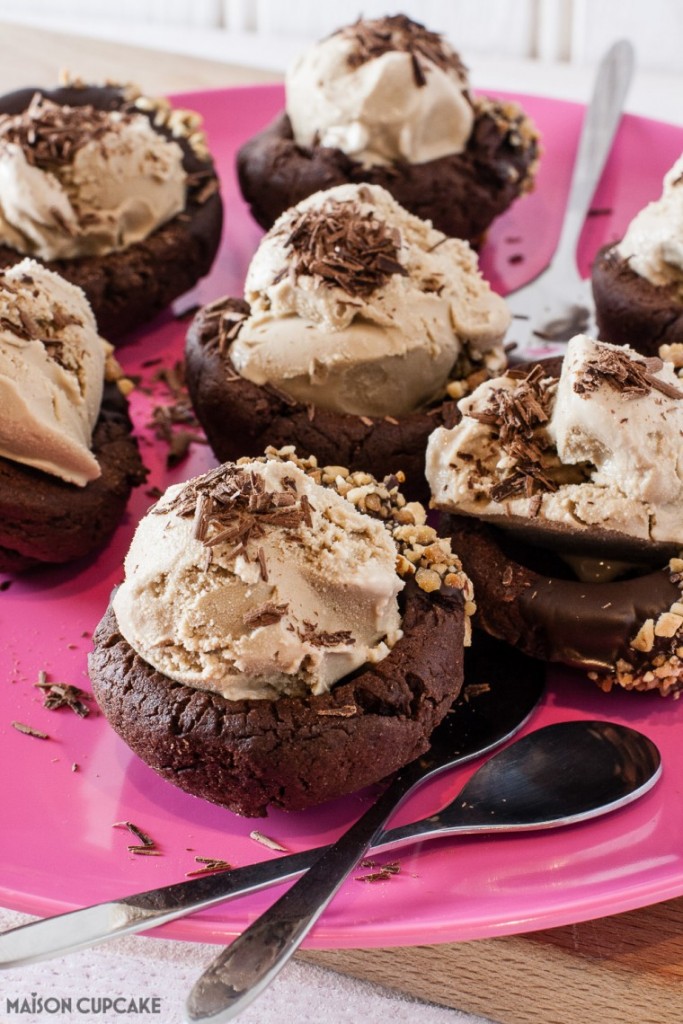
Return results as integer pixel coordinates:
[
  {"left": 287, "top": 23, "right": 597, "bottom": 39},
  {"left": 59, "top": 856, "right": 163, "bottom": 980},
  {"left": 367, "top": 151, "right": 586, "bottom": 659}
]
[
  {"left": 255, "top": 447, "right": 475, "bottom": 615},
  {"left": 631, "top": 618, "right": 655, "bottom": 653}
]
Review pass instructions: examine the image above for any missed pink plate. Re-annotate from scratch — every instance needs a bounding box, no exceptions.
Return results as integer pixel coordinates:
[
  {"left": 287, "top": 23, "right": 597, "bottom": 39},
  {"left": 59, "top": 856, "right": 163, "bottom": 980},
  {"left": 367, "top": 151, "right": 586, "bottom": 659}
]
[{"left": 1, "top": 86, "right": 682, "bottom": 949}]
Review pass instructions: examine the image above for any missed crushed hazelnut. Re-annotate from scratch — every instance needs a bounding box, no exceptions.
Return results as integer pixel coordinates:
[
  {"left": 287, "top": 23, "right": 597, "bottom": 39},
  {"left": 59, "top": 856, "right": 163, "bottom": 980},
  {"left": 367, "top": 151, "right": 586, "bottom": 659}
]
[
  {"left": 631, "top": 618, "right": 655, "bottom": 653},
  {"left": 257, "top": 446, "right": 474, "bottom": 620},
  {"left": 655, "top": 612, "right": 683, "bottom": 639}
]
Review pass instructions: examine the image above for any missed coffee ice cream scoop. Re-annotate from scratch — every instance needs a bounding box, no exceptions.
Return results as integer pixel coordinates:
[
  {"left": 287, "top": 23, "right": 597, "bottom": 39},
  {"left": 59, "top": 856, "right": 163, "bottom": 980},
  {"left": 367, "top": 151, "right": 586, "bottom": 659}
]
[
  {"left": 230, "top": 183, "right": 510, "bottom": 418},
  {"left": 286, "top": 14, "right": 474, "bottom": 167},
  {"left": 0, "top": 93, "right": 186, "bottom": 260},
  {"left": 426, "top": 335, "right": 683, "bottom": 557},
  {"left": 113, "top": 457, "right": 405, "bottom": 701},
  {"left": 0, "top": 258, "right": 107, "bottom": 485}
]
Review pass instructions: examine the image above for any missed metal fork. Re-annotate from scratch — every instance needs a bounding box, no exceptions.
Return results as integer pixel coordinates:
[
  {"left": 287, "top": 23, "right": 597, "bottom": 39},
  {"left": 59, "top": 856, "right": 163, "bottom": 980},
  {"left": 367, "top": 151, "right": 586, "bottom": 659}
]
[{"left": 505, "top": 39, "right": 634, "bottom": 357}]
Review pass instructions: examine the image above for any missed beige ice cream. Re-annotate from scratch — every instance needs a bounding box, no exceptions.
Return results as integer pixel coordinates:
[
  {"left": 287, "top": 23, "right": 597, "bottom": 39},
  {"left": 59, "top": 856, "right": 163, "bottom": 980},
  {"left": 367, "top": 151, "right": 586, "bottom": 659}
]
[
  {"left": 426, "top": 335, "right": 683, "bottom": 546},
  {"left": 230, "top": 183, "right": 510, "bottom": 418},
  {"left": 0, "top": 93, "right": 187, "bottom": 260},
  {"left": 0, "top": 258, "right": 107, "bottom": 485},
  {"left": 616, "top": 153, "right": 683, "bottom": 287},
  {"left": 286, "top": 15, "right": 474, "bottom": 167},
  {"left": 112, "top": 457, "right": 405, "bottom": 701}
]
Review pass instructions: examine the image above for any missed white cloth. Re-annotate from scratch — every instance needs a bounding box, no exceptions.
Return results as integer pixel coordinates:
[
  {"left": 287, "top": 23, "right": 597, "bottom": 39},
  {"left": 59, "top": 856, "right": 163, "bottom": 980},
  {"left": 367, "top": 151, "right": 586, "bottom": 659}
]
[{"left": 0, "top": 907, "right": 488, "bottom": 1024}]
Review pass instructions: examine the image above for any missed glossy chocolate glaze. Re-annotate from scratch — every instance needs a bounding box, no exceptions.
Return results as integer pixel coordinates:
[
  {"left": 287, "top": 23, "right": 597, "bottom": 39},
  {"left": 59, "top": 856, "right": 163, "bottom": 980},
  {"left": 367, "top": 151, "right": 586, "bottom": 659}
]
[{"left": 518, "top": 566, "right": 681, "bottom": 672}]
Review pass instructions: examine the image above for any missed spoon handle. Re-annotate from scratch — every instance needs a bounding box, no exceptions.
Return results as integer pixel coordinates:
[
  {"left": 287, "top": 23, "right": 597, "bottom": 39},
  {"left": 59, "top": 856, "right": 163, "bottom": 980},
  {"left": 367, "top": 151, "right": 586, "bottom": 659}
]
[
  {"left": 552, "top": 38, "right": 634, "bottom": 274},
  {"left": 185, "top": 763, "right": 422, "bottom": 1024}
]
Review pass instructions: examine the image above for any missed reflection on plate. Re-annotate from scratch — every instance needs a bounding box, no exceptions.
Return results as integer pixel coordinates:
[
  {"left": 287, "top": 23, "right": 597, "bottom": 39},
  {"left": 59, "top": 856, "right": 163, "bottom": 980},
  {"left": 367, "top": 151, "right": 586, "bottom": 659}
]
[{"left": 1, "top": 86, "right": 682, "bottom": 949}]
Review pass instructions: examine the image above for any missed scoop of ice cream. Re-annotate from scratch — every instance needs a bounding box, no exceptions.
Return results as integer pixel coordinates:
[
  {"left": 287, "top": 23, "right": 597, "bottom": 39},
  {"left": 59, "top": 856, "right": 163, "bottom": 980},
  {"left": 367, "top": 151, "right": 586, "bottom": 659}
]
[
  {"left": 616, "top": 153, "right": 683, "bottom": 287},
  {"left": 230, "top": 184, "right": 510, "bottom": 417},
  {"left": 0, "top": 258, "right": 107, "bottom": 485},
  {"left": 0, "top": 93, "right": 187, "bottom": 260},
  {"left": 285, "top": 14, "right": 474, "bottom": 167},
  {"left": 112, "top": 458, "right": 405, "bottom": 701},
  {"left": 426, "top": 335, "right": 683, "bottom": 547}
]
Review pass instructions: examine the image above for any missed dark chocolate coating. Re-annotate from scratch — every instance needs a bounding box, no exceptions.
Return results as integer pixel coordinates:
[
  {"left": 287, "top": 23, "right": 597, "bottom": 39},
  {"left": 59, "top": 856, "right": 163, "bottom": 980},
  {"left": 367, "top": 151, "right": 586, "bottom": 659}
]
[
  {"left": 236, "top": 98, "right": 538, "bottom": 243},
  {"left": 443, "top": 513, "right": 680, "bottom": 676},
  {"left": 184, "top": 298, "right": 460, "bottom": 502},
  {"left": 592, "top": 243, "right": 683, "bottom": 356},
  {"left": 0, "top": 382, "right": 147, "bottom": 571},
  {"left": 0, "top": 86, "right": 223, "bottom": 341},
  {"left": 89, "top": 583, "right": 465, "bottom": 817}
]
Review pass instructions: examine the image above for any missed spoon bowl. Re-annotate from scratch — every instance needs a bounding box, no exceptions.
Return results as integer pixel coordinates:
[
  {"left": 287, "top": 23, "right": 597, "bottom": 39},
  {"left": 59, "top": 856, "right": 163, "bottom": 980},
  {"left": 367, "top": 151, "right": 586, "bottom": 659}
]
[
  {"left": 185, "top": 719, "right": 661, "bottom": 1023},
  {"left": 384, "top": 719, "right": 662, "bottom": 851}
]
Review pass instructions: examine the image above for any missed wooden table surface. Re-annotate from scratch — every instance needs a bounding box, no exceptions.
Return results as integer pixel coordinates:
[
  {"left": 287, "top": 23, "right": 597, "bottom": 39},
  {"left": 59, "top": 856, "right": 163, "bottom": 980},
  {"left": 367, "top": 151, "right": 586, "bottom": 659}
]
[{"left": 1, "top": 19, "right": 682, "bottom": 1024}]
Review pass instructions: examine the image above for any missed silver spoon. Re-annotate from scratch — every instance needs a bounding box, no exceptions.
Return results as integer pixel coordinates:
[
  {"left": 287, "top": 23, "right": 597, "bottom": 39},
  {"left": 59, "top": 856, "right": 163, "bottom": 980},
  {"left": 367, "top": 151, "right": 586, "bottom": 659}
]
[
  {"left": 186, "top": 719, "right": 661, "bottom": 1024},
  {"left": 505, "top": 39, "right": 634, "bottom": 352},
  {"left": 0, "top": 637, "right": 544, "bottom": 969}
]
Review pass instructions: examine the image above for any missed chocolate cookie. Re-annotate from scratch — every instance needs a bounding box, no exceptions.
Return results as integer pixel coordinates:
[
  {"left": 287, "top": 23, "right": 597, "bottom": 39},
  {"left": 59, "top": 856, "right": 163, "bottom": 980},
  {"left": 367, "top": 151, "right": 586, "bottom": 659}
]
[
  {"left": 0, "top": 382, "right": 146, "bottom": 571},
  {"left": 185, "top": 298, "right": 460, "bottom": 502},
  {"left": 89, "top": 581, "right": 466, "bottom": 817},
  {"left": 0, "top": 85, "right": 223, "bottom": 341},
  {"left": 237, "top": 97, "right": 538, "bottom": 245},
  {"left": 592, "top": 244, "right": 683, "bottom": 356},
  {"left": 443, "top": 513, "right": 683, "bottom": 696}
]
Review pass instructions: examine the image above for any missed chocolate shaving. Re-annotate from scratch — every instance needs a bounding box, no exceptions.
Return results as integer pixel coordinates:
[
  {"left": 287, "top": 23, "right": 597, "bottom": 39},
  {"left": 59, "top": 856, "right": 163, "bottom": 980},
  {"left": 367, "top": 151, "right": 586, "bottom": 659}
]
[
  {"left": 317, "top": 705, "right": 358, "bottom": 717},
  {"left": 283, "top": 199, "right": 408, "bottom": 298},
  {"left": 186, "top": 857, "right": 232, "bottom": 877},
  {"left": 0, "top": 93, "right": 123, "bottom": 168},
  {"left": 298, "top": 621, "right": 356, "bottom": 648},
  {"left": 113, "top": 820, "right": 162, "bottom": 856},
  {"left": 12, "top": 721, "right": 49, "bottom": 739},
  {"left": 355, "top": 861, "right": 401, "bottom": 883},
  {"left": 36, "top": 673, "right": 91, "bottom": 717},
  {"left": 343, "top": 15, "right": 467, "bottom": 83},
  {"left": 161, "top": 464, "right": 314, "bottom": 566},
  {"left": 249, "top": 830, "right": 288, "bottom": 852},
  {"left": 573, "top": 347, "right": 683, "bottom": 401},
  {"left": 243, "top": 602, "right": 289, "bottom": 629},
  {"left": 469, "top": 365, "right": 558, "bottom": 501}
]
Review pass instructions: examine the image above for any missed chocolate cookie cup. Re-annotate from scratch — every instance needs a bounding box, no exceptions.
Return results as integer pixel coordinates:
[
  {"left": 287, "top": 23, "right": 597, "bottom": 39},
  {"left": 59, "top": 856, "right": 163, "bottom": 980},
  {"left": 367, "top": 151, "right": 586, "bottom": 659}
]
[
  {"left": 428, "top": 341, "right": 683, "bottom": 695},
  {"left": 238, "top": 98, "right": 538, "bottom": 246},
  {"left": 592, "top": 244, "right": 683, "bottom": 355},
  {"left": 185, "top": 183, "right": 510, "bottom": 502},
  {"left": 185, "top": 297, "right": 463, "bottom": 503},
  {"left": 0, "top": 83, "right": 223, "bottom": 340},
  {"left": 0, "top": 382, "right": 146, "bottom": 572},
  {"left": 89, "top": 449, "right": 474, "bottom": 815},
  {"left": 90, "top": 582, "right": 465, "bottom": 817}
]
